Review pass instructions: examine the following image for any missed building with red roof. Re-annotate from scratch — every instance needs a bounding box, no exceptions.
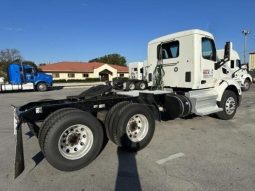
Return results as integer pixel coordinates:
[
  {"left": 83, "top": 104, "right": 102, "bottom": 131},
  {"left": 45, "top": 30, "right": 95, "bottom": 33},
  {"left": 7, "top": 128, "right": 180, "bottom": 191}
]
[{"left": 40, "top": 62, "right": 129, "bottom": 81}]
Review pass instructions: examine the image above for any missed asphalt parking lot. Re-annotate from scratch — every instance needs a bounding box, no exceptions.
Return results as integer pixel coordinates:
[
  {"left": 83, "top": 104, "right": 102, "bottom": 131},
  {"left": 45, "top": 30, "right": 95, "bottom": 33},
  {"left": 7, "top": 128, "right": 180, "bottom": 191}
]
[{"left": 1, "top": 85, "right": 255, "bottom": 191}]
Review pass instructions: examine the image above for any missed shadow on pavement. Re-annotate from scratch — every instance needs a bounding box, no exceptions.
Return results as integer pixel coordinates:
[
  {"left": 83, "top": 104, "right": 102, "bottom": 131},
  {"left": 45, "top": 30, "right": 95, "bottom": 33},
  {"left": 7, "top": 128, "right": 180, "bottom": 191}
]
[
  {"left": 32, "top": 151, "right": 44, "bottom": 166},
  {"left": 51, "top": 86, "right": 63, "bottom": 91},
  {"left": 115, "top": 147, "right": 142, "bottom": 191}
]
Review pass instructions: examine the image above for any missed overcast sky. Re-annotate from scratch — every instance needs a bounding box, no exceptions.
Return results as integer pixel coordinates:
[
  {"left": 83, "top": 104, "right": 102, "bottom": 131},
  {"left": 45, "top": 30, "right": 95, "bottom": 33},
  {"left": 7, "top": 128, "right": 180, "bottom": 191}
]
[{"left": 0, "top": 0, "right": 254, "bottom": 64}]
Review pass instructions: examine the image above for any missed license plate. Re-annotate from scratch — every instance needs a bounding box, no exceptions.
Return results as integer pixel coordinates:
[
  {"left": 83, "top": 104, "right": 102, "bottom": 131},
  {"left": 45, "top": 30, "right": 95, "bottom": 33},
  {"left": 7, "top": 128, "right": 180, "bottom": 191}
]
[{"left": 14, "top": 108, "right": 18, "bottom": 135}]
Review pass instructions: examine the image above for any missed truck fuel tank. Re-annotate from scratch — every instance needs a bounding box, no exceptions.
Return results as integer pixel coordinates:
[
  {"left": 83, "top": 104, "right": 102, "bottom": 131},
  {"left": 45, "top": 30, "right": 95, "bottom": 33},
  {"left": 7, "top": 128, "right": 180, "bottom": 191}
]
[{"left": 164, "top": 94, "right": 192, "bottom": 119}]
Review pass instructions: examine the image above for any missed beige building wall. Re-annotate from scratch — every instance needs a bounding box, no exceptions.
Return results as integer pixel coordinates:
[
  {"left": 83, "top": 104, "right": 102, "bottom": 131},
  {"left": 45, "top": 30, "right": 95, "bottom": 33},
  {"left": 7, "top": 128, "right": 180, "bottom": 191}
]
[
  {"left": 118, "top": 73, "right": 129, "bottom": 78},
  {"left": 45, "top": 64, "right": 129, "bottom": 81},
  {"left": 48, "top": 72, "right": 93, "bottom": 80},
  {"left": 94, "top": 64, "right": 117, "bottom": 81},
  {"left": 250, "top": 53, "right": 255, "bottom": 70}
]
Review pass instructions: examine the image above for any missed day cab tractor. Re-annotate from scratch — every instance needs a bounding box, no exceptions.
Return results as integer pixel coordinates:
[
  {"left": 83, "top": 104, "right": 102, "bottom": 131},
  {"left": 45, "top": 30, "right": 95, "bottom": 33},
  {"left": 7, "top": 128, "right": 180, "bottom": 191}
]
[
  {"left": 217, "top": 49, "right": 253, "bottom": 91},
  {"left": 13, "top": 29, "right": 242, "bottom": 178},
  {"left": 111, "top": 61, "right": 149, "bottom": 91},
  {"left": 0, "top": 63, "right": 53, "bottom": 92}
]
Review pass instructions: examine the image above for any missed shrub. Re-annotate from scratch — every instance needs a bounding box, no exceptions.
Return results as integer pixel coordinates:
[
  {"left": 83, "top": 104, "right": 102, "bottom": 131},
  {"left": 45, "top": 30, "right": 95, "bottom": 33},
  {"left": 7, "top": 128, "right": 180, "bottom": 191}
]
[
  {"left": 112, "top": 77, "right": 129, "bottom": 81},
  {"left": 53, "top": 78, "right": 101, "bottom": 83}
]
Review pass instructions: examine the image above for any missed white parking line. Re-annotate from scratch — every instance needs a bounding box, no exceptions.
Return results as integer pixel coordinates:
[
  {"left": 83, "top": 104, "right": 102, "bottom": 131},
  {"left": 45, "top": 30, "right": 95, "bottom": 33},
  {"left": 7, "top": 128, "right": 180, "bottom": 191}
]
[{"left": 156, "top": 152, "right": 185, "bottom": 165}]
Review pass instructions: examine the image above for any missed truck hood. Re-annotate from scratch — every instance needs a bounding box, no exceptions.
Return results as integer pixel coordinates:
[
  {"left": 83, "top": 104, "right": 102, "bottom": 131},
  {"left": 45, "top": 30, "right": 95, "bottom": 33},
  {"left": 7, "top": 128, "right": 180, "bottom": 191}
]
[
  {"left": 37, "top": 72, "right": 53, "bottom": 80},
  {"left": 37, "top": 72, "right": 52, "bottom": 79}
]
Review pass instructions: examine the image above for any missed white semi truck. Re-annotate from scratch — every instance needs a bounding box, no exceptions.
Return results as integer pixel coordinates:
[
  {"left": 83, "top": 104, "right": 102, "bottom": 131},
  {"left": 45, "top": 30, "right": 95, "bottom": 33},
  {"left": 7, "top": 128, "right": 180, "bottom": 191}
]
[
  {"left": 112, "top": 62, "right": 148, "bottom": 90},
  {"left": 128, "top": 62, "right": 144, "bottom": 80},
  {"left": 217, "top": 49, "right": 252, "bottom": 91},
  {"left": 14, "top": 29, "right": 242, "bottom": 178}
]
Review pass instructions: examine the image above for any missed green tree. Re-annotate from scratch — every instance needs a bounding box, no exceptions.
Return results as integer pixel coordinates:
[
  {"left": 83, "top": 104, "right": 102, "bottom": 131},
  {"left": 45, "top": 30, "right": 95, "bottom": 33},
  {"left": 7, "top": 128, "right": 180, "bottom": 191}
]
[
  {"left": 0, "top": 48, "right": 22, "bottom": 80},
  {"left": 89, "top": 53, "right": 127, "bottom": 66},
  {"left": 0, "top": 48, "right": 21, "bottom": 63}
]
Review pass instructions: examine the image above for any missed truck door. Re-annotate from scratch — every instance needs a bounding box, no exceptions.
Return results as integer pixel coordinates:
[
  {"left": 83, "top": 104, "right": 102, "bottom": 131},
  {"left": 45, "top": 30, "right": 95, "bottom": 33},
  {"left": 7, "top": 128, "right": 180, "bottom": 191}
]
[
  {"left": 200, "top": 37, "right": 217, "bottom": 88},
  {"left": 24, "top": 67, "right": 34, "bottom": 83}
]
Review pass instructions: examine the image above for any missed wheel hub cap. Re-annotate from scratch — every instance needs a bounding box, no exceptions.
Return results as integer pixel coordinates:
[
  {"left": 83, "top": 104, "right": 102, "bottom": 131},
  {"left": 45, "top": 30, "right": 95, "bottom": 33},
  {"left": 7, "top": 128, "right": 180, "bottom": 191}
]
[
  {"left": 245, "top": 82, "right": 249, "bottom": 89},
  {"left": 126, "top": 114, "right": 149, "bottom": 142},
  {"left": 58, "top": 124, "right": 93, "bottom": 160},
  {"left": 225, "top": 97, "right": 236, "bottom": 115},
  {"left": 130, "top": 84, "right": 135, "bottom": 90}
]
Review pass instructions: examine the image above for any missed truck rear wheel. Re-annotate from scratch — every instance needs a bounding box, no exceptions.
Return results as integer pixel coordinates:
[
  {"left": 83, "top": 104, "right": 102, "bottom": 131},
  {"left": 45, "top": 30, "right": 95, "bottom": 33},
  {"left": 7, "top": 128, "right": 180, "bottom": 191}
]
[
  {"left": 111, "top": 103, "right": 155, "bottom": 151},
  {"left": 39, "top": 108, "right": 75, "bottom": 152},
  {"left": 135, "top": 81, "right": 148, "bottom": 90},
  {"left": 42, "top": 109, "right": 104, "bottom": 171},
  {"left": 37, "top": 82, "right": 47, "bottom": 91},
  {"left": 216, "top": 90, "right": 237, "bottom": 120},
  {"left": 242, "top": 79, "right": 251, "bottom": 91},
  {"left": 105, "top": 101, "right": 130, "bottom": 143},
  {"left": 126, "top": 81, "right": 135, "bottom": 91}
]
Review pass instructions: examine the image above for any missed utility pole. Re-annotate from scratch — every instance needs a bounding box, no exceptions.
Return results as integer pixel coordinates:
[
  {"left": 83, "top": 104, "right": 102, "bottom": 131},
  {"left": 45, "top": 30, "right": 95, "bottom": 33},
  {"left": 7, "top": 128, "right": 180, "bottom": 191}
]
[{"left": 242, "top": 29, "right": 250, "bottom": 64}]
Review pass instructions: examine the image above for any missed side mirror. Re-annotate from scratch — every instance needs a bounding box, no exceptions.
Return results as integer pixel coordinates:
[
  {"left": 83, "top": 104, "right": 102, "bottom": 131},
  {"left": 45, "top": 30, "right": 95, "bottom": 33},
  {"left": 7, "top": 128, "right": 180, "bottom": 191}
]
[
  {"left": 236, "top": 59, "right": 242, "bottom": 69},
  {"left": 224, "top": 42, "right": 231, "bottom": 61}
]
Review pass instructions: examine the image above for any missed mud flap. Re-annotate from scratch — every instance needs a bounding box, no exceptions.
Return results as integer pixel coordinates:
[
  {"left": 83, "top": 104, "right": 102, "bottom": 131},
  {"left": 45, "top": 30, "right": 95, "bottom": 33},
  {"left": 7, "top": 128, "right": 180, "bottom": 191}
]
[{"left": 14, "top": 121, "right": 25, "bottom": 178}]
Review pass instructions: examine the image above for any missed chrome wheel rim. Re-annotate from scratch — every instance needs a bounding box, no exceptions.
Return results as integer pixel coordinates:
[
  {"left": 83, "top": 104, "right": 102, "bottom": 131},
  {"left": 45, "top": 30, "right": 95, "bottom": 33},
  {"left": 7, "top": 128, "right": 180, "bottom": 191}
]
[
  {"left": 225, "top": 97, "right": 236, "bottom": 115},
  {"left": 244, "top": 82, "right": 249, "bottom": 90},
  {"left": 140, "top": 83, "right": 146, "bottom": 90},
  {"left": 58, "top": 124, "right": 93, "bottom": 160},
  {"left": 39, "top": 84, "right": 47, "bottom": 91},
  {"left": 126, "top": 114, "right": 149, "bottom": 142},
  {"left": 129, "top": 83, "right": 135, "bottom": 90}
]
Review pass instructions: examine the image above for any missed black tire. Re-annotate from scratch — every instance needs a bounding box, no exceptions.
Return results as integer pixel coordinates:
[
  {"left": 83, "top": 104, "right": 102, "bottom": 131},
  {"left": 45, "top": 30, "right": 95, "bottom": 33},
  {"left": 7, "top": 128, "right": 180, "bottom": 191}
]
[
  {"left": 105, "top": 101, "right": 130, "bottom": 143},
  {"left": 111, "top": 103, "right": 155, "bottom": 151},
  {"left": 37, "top": 82, "right": 48, "bottom": 91},
  {"left": 126, "top": 81, "right": 136, "bottom": 91},
  {"left": 135, "top": 81, "right": 148, "bottom": 90},
  {"left": 39, "top": 108, "right": 75, "bottom": 153},
  {"left": 242, "top": 79, "right": 251, "bottom": 91},
  {"left": 42, "top": 109, "right": 104, "bottom": 171},
  {"left": 216, "top": 90, "right": 238, "bottom": 120}
]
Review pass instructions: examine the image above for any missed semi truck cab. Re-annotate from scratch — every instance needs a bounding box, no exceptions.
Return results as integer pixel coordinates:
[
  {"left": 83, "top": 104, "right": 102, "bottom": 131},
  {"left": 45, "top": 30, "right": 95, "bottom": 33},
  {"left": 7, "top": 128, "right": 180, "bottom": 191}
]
[
  {"left": 0, "top": 63, "right": 53, "bottom": 92},
  {"left": 217, "top": 49, "right": 253, "bottom": 91}
]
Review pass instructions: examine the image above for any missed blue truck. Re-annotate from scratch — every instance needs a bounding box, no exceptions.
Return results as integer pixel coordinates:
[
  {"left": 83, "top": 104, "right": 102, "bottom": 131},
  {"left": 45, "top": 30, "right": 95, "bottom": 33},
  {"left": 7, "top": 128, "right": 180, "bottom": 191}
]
[{"left": 0, "top": 63, "right": 53, "bottom": 92}]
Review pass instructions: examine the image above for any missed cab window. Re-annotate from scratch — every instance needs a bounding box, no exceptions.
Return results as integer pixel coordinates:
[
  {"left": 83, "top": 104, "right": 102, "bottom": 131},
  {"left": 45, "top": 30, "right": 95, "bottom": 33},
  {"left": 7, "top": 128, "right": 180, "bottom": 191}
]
[
  {"left": 158, "top": 41, "right": 179, "bottom": 59},
  {"left": 202, "top": 38, "right": 216, "bottom": 61},
  {"left": 236, "top": 59, "right": 241, "bottom": 68},
  {"left": 25, "top": 68, "right": 33, "bottom": 74}
]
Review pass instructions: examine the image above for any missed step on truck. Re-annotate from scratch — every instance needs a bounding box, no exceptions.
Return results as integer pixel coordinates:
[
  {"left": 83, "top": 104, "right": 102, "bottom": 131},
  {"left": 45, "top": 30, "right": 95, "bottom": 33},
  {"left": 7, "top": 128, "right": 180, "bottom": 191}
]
[
  {"left": 13, "top": 29, "right": 242, "bottom": 178},
  {"left": 0, "top": 62, "right": 53, "bottom": 92}
]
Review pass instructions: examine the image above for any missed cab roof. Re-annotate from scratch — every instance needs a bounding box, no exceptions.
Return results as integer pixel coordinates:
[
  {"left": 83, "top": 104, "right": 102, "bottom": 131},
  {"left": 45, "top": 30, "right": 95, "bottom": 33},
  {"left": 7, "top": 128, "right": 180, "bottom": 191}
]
[
  {"left": 217, "top": 49, "right": 240, "bottom": 60},
  {"left": 149, "top": 29, "right": 214, "bottom": 45}
]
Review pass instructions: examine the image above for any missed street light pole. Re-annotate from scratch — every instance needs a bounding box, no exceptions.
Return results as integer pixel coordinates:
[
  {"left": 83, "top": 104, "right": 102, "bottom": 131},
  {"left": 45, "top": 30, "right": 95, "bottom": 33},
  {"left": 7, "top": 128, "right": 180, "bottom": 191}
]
[{"left": 242, "top": 30, "right": 250, "bottom": 64}]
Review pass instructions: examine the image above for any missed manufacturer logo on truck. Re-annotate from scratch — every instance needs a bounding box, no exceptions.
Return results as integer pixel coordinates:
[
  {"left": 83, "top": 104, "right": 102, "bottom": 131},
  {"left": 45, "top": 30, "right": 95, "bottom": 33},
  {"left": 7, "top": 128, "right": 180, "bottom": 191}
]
[{"left": 203, "top": 69, "right": 213, "bottom": 78}]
